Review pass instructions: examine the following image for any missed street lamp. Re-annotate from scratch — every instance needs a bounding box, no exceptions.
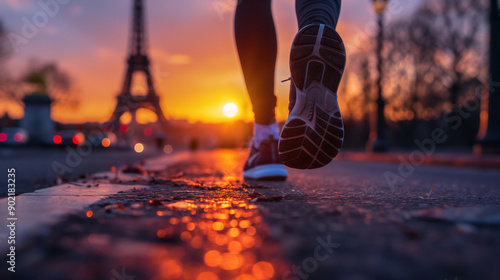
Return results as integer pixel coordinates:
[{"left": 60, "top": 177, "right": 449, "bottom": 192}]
[
  {"left": 373, "top": 0, "right": 388, "bottom": 13},
  {"left": 367, "top": 0, "right": 389, "bottom": 152},
  {"left": 480, "top": 0, "right": 500, "bottom": 153}
]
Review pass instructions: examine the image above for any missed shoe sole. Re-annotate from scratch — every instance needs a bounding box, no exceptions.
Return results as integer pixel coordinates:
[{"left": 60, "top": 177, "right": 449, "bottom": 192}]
[
  {"left": 279, "top": 24, "right": 346, "bottom": 169},
  {"left": 243, "top": 164, "right": 288, "bottom": 181}
]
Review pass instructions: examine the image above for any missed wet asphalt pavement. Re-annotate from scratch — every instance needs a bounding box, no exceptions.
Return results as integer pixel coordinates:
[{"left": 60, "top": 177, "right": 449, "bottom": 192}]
[
  {"left": 2, "top": 149, "right": 500, "bottom": 280},
  {"left": 0, "top": 147, "right": 161, "bottom": 195}
]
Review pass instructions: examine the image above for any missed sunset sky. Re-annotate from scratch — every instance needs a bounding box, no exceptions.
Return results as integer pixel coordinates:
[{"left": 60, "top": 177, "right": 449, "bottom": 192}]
[{"left": 0, "top": 0, "right": 421, "bottom": 124}]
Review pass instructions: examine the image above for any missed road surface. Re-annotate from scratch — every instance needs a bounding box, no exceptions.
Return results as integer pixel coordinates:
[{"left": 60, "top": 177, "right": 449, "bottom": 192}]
[
  {"left": 0, "top": 146, "right": 162, "bottom": 195},
  {"left": 1, "top": 149, "right": 499, "bottom": 280}
]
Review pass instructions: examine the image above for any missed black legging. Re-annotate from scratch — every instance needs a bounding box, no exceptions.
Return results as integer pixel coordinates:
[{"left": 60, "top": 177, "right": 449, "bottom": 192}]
[{"left": 235, "top": 0, "right": 341, "bottom": 125}]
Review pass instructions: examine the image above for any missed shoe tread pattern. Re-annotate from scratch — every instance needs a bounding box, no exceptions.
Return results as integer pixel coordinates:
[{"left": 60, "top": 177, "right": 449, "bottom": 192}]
[{"left": 279, "top": 24, "right": 346, "bottom": 169}]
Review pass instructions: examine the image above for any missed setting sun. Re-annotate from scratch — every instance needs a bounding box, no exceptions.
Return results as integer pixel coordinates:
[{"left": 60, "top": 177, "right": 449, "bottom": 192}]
[{"left": 222, "top": 103, "right": 238, "bottom": 118}]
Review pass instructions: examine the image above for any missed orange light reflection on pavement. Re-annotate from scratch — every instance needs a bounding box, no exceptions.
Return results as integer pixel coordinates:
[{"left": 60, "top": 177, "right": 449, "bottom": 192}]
[
  {"left": 146, "top": 186, "right": 285, "bottom": 280},
  {"left": 123, "top": 150, "right": 289, "bottom": 280}
]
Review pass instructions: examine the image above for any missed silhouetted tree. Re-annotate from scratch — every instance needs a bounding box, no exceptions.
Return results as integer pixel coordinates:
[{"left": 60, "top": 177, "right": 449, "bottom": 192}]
[
  {"left": 341, "top": 52, "right": 372, "bottom": 146},
  {"left": 349, "top": 0, "right": 487, "bottom": 121},
  {"left": 384, "top": 11, "right": 448, "bottom": 122},
  {"left": 344, "top": 0, "right": 488, "bottom": 147},
  {"left": 343, "top": 52, "right": 373, "bottom": 122},
  {"left": 24, "top": 61, "right": 72, "bottom": 96},
  {"left": 0, "top": 19, "right": 13, "bottom": 103},
  {"left": 424, "top": 0, "right": 487, "bottom": 107},
  {"left": 2, "top": 60, "right": 77, "bottom": 108},
  {"left": 0, "top": 21, "right": 79, "bottom": 113},
  {"left": 0, "top": 20, "right": 8, "bottom": 60}
]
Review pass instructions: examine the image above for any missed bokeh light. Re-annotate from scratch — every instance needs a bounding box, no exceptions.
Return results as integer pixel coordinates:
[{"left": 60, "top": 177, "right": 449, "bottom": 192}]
[
  {"left": 252, "top": 261, "right": 275, "bottom": 280},
  {"left": 144, "top": 127, "right": 153, "bottom": 136},
  {"left": 196, "top": 271, "right": 219, "bottom": 280},
  {"left": 160, "top": 259, "right": 183, "bottom": 279},
  {"left": 163, "top": 144, "right": 173, "bottom": 154},
  {"left": 204, "top": 250, "right": 222, "bottom": 267},
  {"left": 134, "top": 143, "right": 144, "bottom": 153},
  {"left": 101, "top": 138, "right": 111, "bottom": 147},
  {"left": 142, "top": 167, "right": 287, "bottom": 280},
  {"left": 13, "top": 133, "right": 23, "bottom": 142},
  {"left": 53, "top": 135, "right": 62, "bottom": 144},
  {"left": 119, "top": 124, "right": 129, "bottom": 133},
  {"left": 72, "top": 132, "right": 85, "bottom": 145}
]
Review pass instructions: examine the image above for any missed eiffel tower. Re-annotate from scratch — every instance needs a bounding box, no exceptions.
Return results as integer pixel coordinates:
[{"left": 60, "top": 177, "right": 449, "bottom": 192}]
[{"left": 108, "top": 0, "right": 168, "bottom": 130}]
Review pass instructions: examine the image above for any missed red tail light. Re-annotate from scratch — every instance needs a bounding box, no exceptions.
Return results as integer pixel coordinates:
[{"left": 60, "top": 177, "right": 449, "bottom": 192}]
[{"left": 53, "top": 135, "right": 62, "bottom": 144}]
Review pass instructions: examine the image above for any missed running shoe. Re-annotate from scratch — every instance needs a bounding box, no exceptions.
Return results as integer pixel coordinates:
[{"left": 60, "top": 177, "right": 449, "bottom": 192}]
[
  {"left": 243, "top": 136, "right": 288, "bottom": 181},
  {"left": 279, "top": 24, "right": 346, "bottom": 169}
]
